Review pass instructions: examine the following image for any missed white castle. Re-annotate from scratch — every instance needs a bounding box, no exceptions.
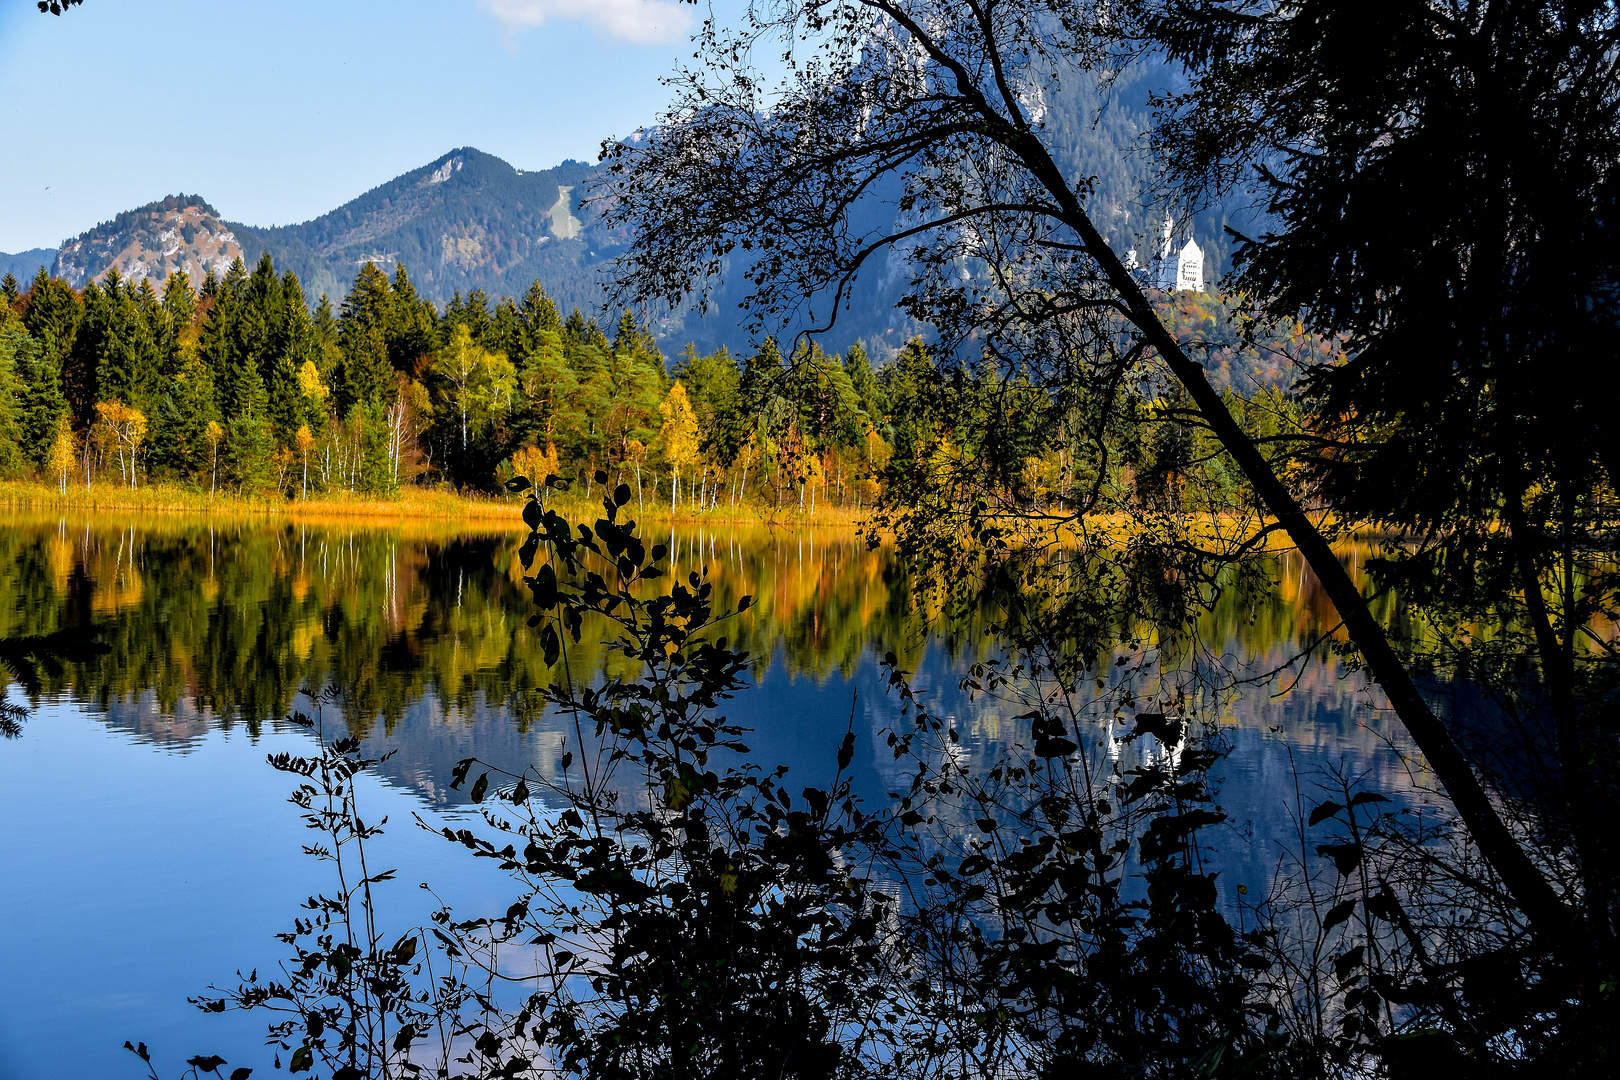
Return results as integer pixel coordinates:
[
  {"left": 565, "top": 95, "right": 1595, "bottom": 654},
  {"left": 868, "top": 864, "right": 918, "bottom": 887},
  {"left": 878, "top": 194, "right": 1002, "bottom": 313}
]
[{"left": 1124, "top": 213, "right": 1204, "bottom": 292}]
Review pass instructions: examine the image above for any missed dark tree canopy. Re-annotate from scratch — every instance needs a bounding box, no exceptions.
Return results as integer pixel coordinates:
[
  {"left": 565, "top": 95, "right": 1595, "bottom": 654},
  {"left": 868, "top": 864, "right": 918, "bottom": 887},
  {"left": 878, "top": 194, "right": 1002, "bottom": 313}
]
[{"left": 598, "top": 0, "right": 1619, "bottom": 1061}]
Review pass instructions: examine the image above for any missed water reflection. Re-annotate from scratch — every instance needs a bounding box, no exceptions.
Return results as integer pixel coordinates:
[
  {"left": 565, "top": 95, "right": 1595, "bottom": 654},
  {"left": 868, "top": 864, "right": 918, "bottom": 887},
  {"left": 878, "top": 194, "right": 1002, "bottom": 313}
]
[{"left": 0, "top": 512, "right": 1421, "bottom": 797}]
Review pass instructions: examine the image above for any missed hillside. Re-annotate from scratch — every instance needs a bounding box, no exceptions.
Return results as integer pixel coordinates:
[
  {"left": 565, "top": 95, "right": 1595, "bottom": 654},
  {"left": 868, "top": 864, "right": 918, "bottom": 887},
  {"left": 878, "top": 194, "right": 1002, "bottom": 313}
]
[
  {"left": 0, "top": 62, "right": 1256, "bottom": 358},
  {"left": 49, "top": 194, "right": 245, "bottom": 288},
  {"left": 228, "top": 148, "right": 606, "bottom": 314},
  {"left": 0, "top": 247, "right": 56, "bottom": 282}
]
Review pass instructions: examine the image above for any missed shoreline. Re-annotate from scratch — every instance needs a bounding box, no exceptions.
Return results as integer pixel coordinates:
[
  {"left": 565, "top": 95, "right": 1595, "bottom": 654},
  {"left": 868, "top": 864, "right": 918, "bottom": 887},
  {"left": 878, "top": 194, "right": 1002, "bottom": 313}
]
[{"left": 0, "top": 480, "right": 873, "bottom": 529}]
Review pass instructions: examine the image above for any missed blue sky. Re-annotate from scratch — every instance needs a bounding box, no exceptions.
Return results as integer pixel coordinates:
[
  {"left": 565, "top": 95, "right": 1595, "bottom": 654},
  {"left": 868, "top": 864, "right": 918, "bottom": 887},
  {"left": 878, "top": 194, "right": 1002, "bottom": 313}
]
[{"left": 0, "top": 0, "right": 708, "bottom": 252}]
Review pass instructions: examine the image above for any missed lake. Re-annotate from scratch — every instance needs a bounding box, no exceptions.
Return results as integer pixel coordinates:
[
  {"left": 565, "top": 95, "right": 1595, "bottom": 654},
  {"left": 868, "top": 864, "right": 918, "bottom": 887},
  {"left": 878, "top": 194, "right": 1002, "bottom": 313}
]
[{"left": 0, "top": 512, "right": 1434, "bottom": 1080}]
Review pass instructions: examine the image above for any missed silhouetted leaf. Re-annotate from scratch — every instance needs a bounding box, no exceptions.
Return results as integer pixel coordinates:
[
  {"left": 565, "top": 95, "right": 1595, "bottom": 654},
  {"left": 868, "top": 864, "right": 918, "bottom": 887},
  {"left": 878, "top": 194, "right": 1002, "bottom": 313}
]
[
  {"left": 470, "top": 773, "right": 489, "bottom": 803},
  {"left": 614, "top": 483, "right": 631, "bottom": 506},
  {"left": 1317, "top": 841, "right": 1364, "bottom": 876},
  {"left": 1323, "top": 898, "right": 1358, "bottom": 931},
  {"left": 1308, "top": 800, "right": 1345, "bottom": 827},
  {"left": 505, "top": 476, "right": 533, "bottom": 493},
  {"left": 1031, "top": 712, "right": 1077, "bottom": 757},
  {"left": 1132, "top": 712, "right": 1183, "bottom": 746}
]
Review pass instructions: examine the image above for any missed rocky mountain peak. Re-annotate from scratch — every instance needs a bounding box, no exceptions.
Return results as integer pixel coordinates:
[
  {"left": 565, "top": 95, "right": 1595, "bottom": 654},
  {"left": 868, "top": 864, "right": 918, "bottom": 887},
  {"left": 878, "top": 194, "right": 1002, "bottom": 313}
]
[{"left": 55, "top": 194, "right": 242, "bottom": 288}]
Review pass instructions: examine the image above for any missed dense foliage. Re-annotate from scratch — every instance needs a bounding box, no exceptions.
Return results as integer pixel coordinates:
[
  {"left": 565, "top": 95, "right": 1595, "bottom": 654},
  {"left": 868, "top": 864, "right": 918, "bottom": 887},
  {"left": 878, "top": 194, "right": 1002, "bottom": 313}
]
[{"left": 0, "top": 258, "right": 1307, "bottom": 516}]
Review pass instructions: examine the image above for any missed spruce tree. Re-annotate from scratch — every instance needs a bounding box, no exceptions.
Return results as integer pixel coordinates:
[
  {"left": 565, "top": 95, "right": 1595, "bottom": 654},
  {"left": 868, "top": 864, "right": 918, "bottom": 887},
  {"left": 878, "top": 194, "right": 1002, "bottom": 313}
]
[
  {"left": 148, "top": 346, "right": 218, "bottom": 482},
  {"left": 518, "top": 280, "right": 560, "bottom": 337},
  {"left": 22, "top": 269, "right": 81, "bottom": 352},
  {"left": 0, "top": 327, "right": 30, "bottom": 476},
  {"left": 1, "top": 273, "right": 19, "bottom": 309},
  {"left": 337, "top": 264, "right": 395, "bottom": 416},
  {"left": 224, "top": 348, "right": 273, "bottom": 493},
  {"left": 198, "top": 267, "right": 239, "bottom": 402},
  {"left": 387, "top": 263, "right": 437, "bottom": 370},
  {"left": 160, "top": 269, "right": 195, "bottom": 335},
  {"left": 518, "top": 318, "right": 571, "bottom": 448},
  {"left": 491, "top": 298, "right": 524, "bottom": 361},
  {"left": 337, "top": 322, "right": 392, "bottom": 417},
  {"left": 63, "top": 278, "right": 107, "bottom": 426},
  {"left": 264, "top": 270, "right": 316, "bottom": 441},
  {"left": 312, "top": 294, "right": 340, "bottom": 377}
]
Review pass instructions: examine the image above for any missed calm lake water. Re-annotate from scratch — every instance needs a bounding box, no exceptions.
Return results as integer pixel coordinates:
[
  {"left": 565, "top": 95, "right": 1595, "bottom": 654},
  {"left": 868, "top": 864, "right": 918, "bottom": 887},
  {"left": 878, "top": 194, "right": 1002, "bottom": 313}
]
[{"left": 0, "top": 513, "right": 1435, "bottom": 1080}]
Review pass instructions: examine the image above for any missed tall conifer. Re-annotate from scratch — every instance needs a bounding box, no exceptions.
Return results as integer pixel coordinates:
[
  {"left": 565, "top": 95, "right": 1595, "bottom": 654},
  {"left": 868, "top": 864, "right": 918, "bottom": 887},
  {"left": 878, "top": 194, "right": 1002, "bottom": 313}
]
[{"left": 161, "top": 269, "right": 195, "bottom": 335}]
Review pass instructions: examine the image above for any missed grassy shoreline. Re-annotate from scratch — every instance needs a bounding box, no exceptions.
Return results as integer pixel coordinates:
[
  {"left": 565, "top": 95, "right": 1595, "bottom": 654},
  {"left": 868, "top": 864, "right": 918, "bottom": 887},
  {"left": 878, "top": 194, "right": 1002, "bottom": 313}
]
[{"left": 0, "top": 479, "right": 872, "bottom": 529}]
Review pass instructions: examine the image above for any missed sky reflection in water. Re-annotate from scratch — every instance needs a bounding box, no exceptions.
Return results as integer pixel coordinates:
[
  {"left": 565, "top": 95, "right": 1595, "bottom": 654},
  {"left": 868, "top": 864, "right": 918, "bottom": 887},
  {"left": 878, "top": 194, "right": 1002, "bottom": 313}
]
[{"left": 0, "top": 514, "right": 1434, "bottom": 1080}]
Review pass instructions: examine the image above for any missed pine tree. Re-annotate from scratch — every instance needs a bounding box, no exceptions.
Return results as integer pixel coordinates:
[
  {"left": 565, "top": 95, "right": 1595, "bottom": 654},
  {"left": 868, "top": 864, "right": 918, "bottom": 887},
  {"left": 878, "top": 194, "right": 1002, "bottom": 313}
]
[
  {"left": 1, "top": 273, "right": 19, "bottom": 310},
  {"left": 337, "top": 322, "right": 392, "bottom": 417},
  {"left": 225, "top": 353, "right": 274, "bottom": 493},
  {"left": 148, "top": 344, "right": 218, "bottom": 482},
  {"left": 11, "top": 327, "right": 69, "bottom": 470},
  {"left": 161, "top": 269, "right": 196, "bottom": 335},
  {"left": 0, "top": 327, "right": 29, "bottom": 477},
  {"left": 388, "top": 263, "right": 438, "bottom": 370},
  {"left": 601, "top": 315, "right": 665, "bottom": 468},
  {"left": 518, "top": 280, "right": 560, "bottom": 337},
  {"left": 337, "top": 264, "right": 396, "bottom": 415}
]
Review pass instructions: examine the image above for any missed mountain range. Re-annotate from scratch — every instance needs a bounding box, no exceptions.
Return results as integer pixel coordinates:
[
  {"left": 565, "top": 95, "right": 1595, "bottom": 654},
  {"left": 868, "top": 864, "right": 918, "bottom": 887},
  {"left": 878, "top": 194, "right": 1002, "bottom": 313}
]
[{"left": 1, "top": 64, "right": 1248, "bottom": 358}]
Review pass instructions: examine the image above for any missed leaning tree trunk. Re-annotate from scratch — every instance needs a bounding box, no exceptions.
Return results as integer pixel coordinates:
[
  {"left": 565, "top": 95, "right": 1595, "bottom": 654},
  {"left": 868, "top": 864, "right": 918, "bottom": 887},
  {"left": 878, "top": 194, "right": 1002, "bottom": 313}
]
[{"left": 1026, "top": 148, "right": 1574, "bottom": 940}]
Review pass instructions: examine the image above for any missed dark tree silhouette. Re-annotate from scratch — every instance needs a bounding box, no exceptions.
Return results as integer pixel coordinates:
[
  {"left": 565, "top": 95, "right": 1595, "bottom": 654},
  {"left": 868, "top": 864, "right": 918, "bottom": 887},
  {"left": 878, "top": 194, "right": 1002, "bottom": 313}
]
[{"left": 597, "top": 0, "right": 1573, "bottom": 948}]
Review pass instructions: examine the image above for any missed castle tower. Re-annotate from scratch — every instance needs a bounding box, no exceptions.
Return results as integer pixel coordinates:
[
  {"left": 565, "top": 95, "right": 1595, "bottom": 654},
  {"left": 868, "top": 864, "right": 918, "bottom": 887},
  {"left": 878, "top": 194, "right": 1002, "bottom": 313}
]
[
  {"left": 1176, "top": 237, "right": 1204, "bottom": 292},
  {"left": 1159, "top": 213, "right": 1175, "bottom": 289}
]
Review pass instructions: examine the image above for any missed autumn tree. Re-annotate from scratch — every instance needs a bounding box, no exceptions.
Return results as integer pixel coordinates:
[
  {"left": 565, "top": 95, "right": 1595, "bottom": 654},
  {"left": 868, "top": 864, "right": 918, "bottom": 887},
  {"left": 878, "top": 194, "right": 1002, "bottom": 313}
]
[
  {"left": 46, "top": 414, "right": 76, "bottom": 494},
  {"left": 657, "top": 381, "right": 700, "bottom": 507},
  {"left": 93, "top": 401, "right": 147, "bottom": 489}
]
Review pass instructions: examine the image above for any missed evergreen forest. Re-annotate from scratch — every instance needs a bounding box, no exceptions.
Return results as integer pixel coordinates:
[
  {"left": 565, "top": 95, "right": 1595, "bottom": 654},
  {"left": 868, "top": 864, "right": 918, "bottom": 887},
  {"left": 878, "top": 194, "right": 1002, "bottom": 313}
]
[{"left": 0, "top": 254, "right": 1329, "bottom": 517}]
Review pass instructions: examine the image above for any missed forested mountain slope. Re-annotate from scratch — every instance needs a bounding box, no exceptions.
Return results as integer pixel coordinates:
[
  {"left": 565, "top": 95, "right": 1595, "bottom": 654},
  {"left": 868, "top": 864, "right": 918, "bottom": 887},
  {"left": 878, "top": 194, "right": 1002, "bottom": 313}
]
[
  {"left": 0, "top": 247, "right": 57, "bottom": 283},
  {"left": 1, "top": 61, "right": 1252, "bottom": 358},
  {"left": 229, "top": 148, "right": 603, "bottom": 313}
]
